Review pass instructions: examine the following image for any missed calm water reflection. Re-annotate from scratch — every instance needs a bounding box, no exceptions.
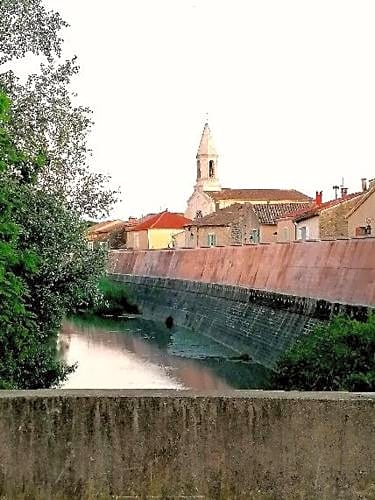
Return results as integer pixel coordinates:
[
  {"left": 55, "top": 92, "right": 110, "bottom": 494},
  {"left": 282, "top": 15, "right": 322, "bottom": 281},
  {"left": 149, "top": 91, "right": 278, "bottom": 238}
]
[{"left": 59, "top": 317, "right": 271, "bottom": 390}]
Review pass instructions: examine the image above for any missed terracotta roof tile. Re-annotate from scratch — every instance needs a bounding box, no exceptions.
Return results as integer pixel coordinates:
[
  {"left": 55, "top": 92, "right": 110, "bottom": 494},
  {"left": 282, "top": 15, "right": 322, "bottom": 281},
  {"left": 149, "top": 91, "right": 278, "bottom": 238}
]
[
  {"left": 188, "top": 202, "right": 311, "bottom": 227},
  {"left": 280, "top": 192, "right": 364, "bottom": 222},
  {"left": 128, "top": 211, "right": 192, "bottom": 231},
  {"left": 346, "top": 185, "right": 375, "bottom": 218},
  {"left": 253, "top": 203, "right": 311, "bottom": 224},
  {"left": 207, "top": 188, "right": 312, "bottom": 202},
  {"left": 87, "top": 220, "right": 126, "bottom": 235},
  {"left": 187, "top": 204, "right": 245, "bottom": 227}
]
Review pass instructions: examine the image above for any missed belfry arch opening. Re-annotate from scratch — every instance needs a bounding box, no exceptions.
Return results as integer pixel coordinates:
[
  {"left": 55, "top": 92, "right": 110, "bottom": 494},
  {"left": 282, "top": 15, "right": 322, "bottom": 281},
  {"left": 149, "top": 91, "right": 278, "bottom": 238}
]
[{"left": 209, "top": 160, "right": 215, "bottom": 178}]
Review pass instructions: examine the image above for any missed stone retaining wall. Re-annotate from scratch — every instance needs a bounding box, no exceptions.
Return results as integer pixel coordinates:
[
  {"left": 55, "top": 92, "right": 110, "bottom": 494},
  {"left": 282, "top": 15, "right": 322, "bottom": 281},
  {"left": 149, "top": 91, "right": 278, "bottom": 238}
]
[
  {"left": 110, "top": 274, "right": 370, "bottom": 367},
  {"left": 0, "top": 390, "right": 373, "bottom": 499},
  {"left": 109, "top": 238, "right": 375, "bottom": 307}
]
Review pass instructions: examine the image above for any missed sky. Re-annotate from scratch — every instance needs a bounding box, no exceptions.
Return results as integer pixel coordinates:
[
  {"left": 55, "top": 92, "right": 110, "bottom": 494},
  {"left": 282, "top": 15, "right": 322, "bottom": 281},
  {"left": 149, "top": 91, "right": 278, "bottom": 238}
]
[{"left": 39, "top": 1, "right": 375, "bottom": 218}]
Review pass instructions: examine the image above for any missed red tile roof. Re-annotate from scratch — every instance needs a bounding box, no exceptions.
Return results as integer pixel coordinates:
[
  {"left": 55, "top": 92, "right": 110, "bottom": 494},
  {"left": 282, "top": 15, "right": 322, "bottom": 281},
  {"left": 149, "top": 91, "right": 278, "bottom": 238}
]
[
  {"left": 253, "top": 203, "right": 312, "bottom": 224},
  {"left": 207, "top": 188, "right": 312, "bottom": 202},
  {"left": 187, "top": 203, "right": 246, "bottom": 227},
  {"left": 279, "top": 192, "right": 364, "bottom": 222},
  {"left": 87, "top": 220, "right": 126, "bottom": 235},
  {"left": 128, "top": 211, "right": 192, "bottom": 231},
  {"left": 346, "top": 185, "right": 375, "bottom": 218}
]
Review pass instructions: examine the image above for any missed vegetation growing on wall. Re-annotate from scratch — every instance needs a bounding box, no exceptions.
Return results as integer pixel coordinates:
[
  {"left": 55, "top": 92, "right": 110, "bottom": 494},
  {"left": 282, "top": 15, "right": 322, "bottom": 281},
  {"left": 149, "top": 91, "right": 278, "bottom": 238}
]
[
  {"left": 272, "top": 315, "right": 375, "bottom": 391},
  {"left": 80, "top": 277, "right": 139, "bottom": 317}
]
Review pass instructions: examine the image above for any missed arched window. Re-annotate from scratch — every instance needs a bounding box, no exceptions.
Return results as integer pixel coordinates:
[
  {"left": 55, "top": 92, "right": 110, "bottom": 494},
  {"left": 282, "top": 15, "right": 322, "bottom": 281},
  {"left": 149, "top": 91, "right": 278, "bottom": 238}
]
[
  {"left": 209, "top": 160, "right": 215, "bottom": 178},
  {"left": 197, "top": 160, "right": 201, "bottom": 179}
]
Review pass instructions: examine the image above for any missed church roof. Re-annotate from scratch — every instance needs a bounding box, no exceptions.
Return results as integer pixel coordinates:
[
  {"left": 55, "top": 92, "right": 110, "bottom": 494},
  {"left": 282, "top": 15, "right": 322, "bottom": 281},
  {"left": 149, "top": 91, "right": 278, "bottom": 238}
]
[
  {"left": 196, "top": 122, "right": 217, "bottom": 157},
  {"left": 187, "top": 202, "right": 311, "bottom": 227},
  {"left": 128, "top": 211, "right": 192, "bottom": 231},
  {"left": 207, "top": 188, "right": 312, "bottom": 203}
]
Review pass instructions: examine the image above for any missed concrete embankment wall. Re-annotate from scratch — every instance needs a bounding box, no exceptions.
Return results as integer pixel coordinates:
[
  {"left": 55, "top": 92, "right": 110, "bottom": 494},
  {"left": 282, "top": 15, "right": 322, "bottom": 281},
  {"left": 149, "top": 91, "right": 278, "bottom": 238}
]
[
  {"left": 108, "top": 240, "right": 374, "bottom": 366},
  {"left": 0, "top": 391, "right": 373, "bottom": 499},
  {"left": 109, "top": 238, "right": 375, "bottom": 307},
  {"left": 113, "top": 274, "right": 322, "bottom": 366}
]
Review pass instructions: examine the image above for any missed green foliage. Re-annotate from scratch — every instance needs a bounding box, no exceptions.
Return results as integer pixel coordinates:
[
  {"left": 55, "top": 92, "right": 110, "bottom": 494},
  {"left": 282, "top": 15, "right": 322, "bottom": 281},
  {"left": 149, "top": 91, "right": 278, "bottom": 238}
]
[
  {"left": 0, "top": 0, "right": 118, "bottom": 218},
  {"left": 0, "top": 89, "right": 108, "bottom": 388},
  {"left": 0, "top": 1, "right": 114, "bottom": 388},
  {"left": 0, "top": 0, "right": 67, "bottom": 65},
  {"left": 272, "top": 315, "right": 375, "bottom": 391},
  {"left": 0, "top": 90, "right": 73, "bottom": 388},
  {"left": 82, "top": 277, "right": 139, "bottom": 317}
]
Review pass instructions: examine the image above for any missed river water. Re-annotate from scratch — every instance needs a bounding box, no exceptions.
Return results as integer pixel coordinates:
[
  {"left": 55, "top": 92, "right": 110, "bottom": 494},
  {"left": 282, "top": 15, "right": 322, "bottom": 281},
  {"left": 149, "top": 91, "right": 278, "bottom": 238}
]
[{"left": 59, "top": 317, "right": 271, "bottom": 390}]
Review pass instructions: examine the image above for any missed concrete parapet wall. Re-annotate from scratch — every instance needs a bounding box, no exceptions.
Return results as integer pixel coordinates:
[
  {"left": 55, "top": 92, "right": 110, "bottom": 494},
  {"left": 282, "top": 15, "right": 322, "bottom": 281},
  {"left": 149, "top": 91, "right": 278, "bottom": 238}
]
[
  {"left": 0, "top": 390, "right": 373, "bottom": 499},
  {"left": 109, "top": 238, "right": 375, "bottom": 307}
]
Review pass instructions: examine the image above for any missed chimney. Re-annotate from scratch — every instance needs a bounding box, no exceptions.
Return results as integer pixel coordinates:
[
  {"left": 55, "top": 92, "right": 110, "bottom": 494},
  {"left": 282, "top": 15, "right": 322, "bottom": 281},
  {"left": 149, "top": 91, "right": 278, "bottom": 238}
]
[
  {"left": 333, "top": 185, "right": 340, "bottom": 199},
  {"left": 341, "top": 187, "right": 348, "bottom": 198},
  {"left": 315, "top": 190, "right": 323, "bottom": 206},
  {"left": 369, "top": 178, "right": 375, "bottom": 189},
  {"left": 361, "top": 178, "right": 368, "bottom": 192}
]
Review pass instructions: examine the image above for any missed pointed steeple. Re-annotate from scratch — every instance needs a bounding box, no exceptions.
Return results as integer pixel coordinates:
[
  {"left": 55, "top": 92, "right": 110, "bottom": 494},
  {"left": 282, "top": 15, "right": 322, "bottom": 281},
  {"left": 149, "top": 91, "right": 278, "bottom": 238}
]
[
  {"left": 196, "top": 122, "right": 217, "bottom": 157},
  {"left": 195, "top": 122, "right": 221, "bottom": 192}
]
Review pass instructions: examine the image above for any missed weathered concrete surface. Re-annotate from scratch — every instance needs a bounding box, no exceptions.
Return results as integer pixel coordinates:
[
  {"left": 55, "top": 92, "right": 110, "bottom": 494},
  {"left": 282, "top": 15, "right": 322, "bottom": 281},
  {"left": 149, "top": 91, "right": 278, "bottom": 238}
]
[
  {"left": 0, "top": 390, "right": 373, "bottom": 499},
  {"left": 109, "top": 274, "right": 370, "bottom": 367},
  {"left": 109, "top": 238, "right": 375, "bottom": 307},
  {"left": 112, "top": 274, "right": 321, "bottom": 367}
]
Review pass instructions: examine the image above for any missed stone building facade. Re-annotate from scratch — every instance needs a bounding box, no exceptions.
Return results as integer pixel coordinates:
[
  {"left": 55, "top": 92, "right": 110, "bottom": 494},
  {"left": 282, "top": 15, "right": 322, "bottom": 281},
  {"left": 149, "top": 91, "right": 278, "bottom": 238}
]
[
  {"left": 183, "top": 202, "right": 310, "bottom": 248},
  {"left": 276, "top": 188, "right": 374, "bottom": 241}
]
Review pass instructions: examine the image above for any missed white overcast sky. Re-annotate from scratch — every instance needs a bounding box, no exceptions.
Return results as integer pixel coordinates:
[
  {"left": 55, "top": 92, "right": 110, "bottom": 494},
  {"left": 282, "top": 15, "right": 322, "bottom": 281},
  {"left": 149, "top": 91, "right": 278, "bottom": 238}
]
[{"left": 42, "top": 1, "right": 375, "bottom": 219}]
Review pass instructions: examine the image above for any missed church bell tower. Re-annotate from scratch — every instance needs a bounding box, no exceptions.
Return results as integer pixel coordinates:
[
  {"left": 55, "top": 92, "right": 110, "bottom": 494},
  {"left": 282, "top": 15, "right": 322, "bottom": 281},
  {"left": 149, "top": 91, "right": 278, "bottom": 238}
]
[{"left": 195, "top": 122, "right": 221, "bottom": 192}]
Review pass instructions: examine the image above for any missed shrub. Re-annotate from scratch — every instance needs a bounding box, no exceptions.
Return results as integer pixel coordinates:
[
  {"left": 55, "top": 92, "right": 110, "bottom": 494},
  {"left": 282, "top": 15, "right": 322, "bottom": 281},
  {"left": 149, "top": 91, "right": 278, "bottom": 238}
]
[
  {"left": 272, "top": 314, "right": 375, "bottom": 391},
  {"left": 84, "top": 277, "right": 139, "bottom": 316}
]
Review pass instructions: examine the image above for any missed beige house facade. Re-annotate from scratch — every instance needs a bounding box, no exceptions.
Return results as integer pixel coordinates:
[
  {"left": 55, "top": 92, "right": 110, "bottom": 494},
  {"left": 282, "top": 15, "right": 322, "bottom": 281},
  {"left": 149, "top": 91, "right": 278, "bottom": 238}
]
[
  {"left": 276, "top": 189, "right": 372, "bottom": 241},
  {"left": 346, "top": 184, "right": 375, "bottom": 237},
  {"left": 295, "top": 216, "right": 320, "bottom": 241},
  {"left": 126, "top": 211, "right": 192, "bottom": 250}
]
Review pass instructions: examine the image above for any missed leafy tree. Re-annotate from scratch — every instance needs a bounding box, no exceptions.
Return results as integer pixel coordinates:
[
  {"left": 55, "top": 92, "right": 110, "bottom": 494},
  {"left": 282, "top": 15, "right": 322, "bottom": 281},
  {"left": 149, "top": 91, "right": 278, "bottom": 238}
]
[
  {"left": 272, "top": 315, "right": 375, "bottom": 391},
  {"left": 0, "top": 0, "right": 118, "bottom": 217},
  {"left": 0, "top": 1, "right": 114, "bottom": 387},
  {"left": 0, "top": 0, "right": 66, "bottom": 65},
  {"left": 0, "top": 91, "right": 74, "bottom": 388}
]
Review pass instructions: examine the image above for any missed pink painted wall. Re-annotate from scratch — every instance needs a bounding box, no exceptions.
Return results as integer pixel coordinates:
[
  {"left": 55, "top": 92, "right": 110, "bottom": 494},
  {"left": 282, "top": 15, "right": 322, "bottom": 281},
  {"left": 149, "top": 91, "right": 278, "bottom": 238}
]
[{"left": 108, "top": 238, "right": 375, "bottom": 307}]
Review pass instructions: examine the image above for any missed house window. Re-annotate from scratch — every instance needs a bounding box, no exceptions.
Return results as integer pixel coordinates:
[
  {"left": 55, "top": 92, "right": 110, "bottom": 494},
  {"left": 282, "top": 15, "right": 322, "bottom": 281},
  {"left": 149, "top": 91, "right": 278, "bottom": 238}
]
[
  {"left": 209, "top": 160, "right": 215, "bottom": 178},
  {"left": 99, "top": 241, "right": 109, "bottom": 250},
  {"left": 356, "top": 225, "right": 372, "bottom": 236},
  {"left": 195, "top": 210, "right": 203, "bottom": 218},
  {"left": 250, "top": 228, "right": 259, "bottom": 244},
  {"left": 207, "top": 233, "right": 217, "bottom": 246},
  {"left": 197, "top": 160, "right": 201, "bottom": 179},
  {"left": 87, "top": 241, "right": 94, "bottom": 250},
  {"left": 299, "top": 226, "right": 308, "bottom": 240}
]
